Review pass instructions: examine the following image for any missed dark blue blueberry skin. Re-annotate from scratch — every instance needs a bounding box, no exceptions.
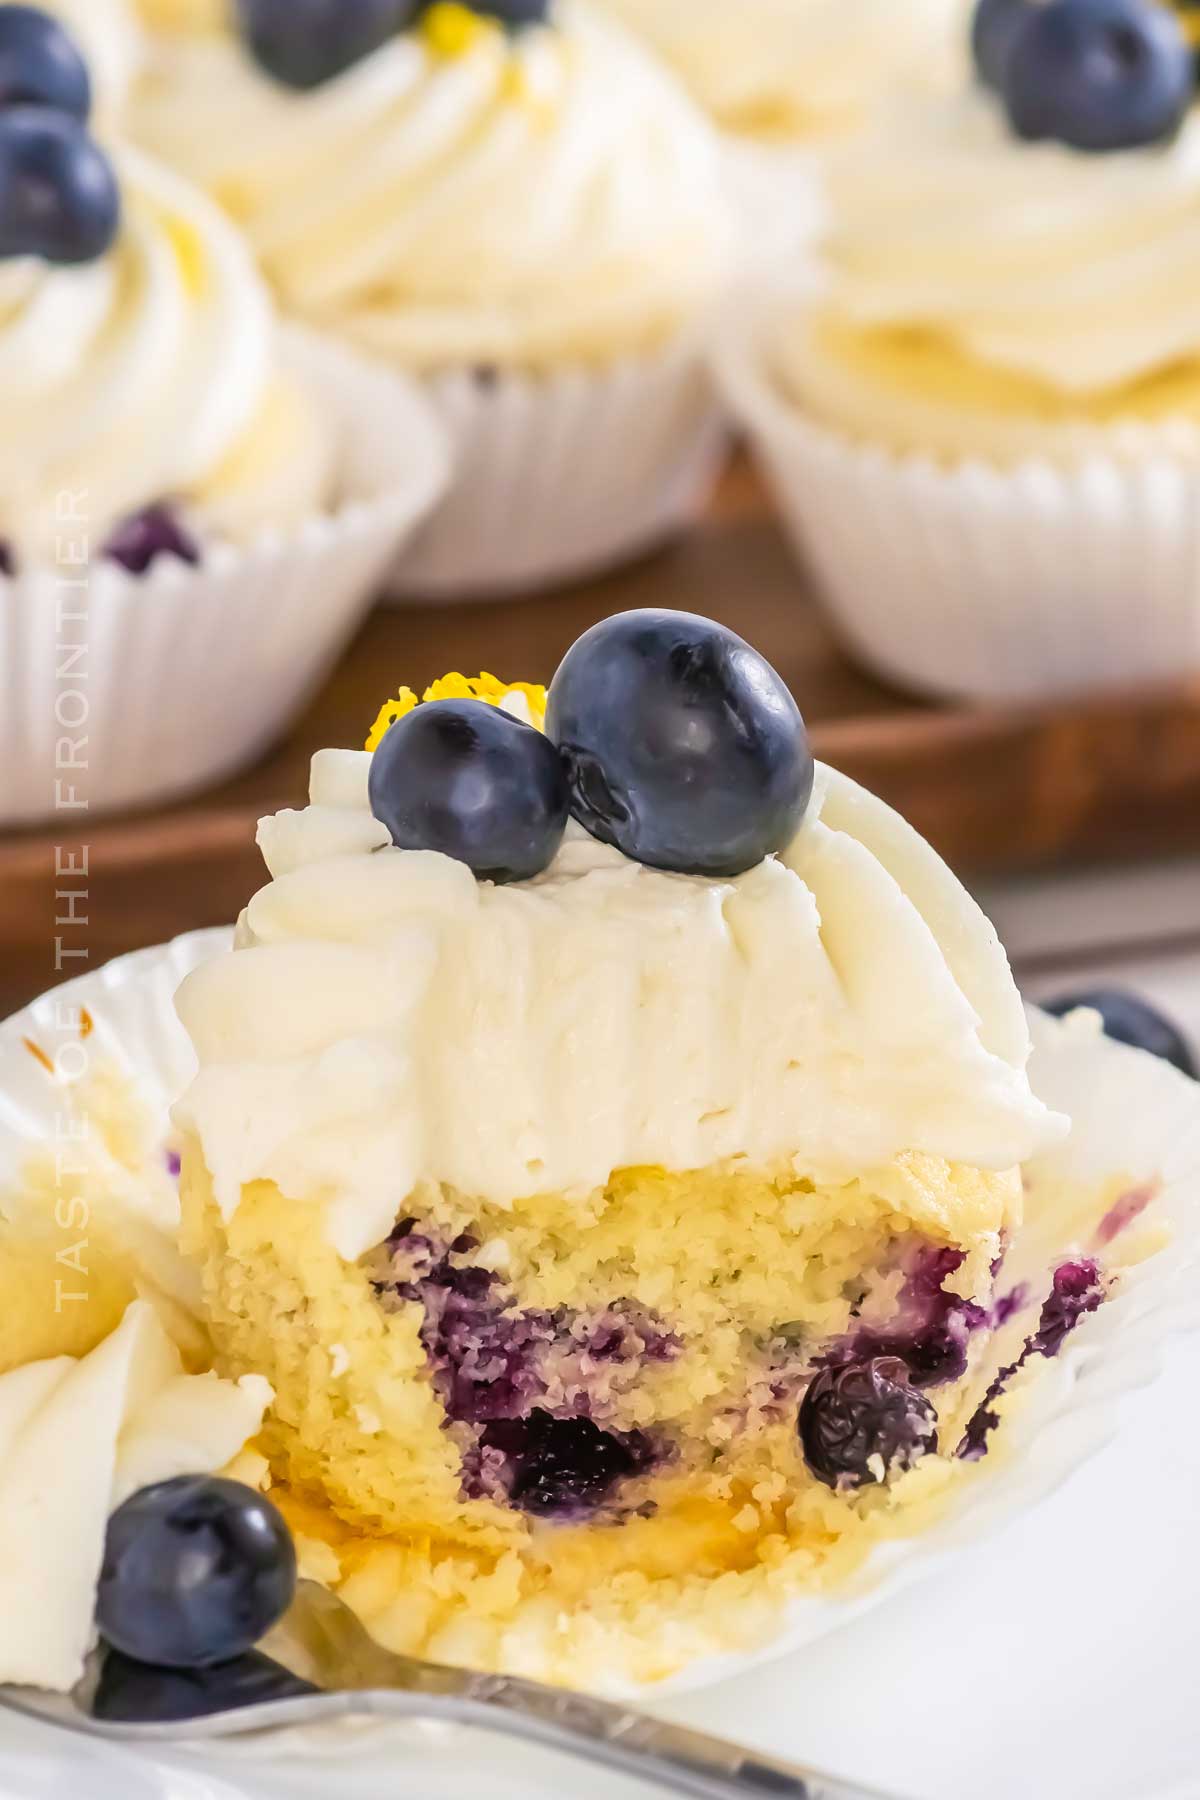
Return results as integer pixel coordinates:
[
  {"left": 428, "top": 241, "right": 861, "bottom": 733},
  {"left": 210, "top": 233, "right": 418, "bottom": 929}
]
[
  {"left": 369, "top": 698, "right": 569, "bottom": 884},
  {"left": 1003, "top": 0, "right": 1193, "bottom": 152},
  {"left": 479, "top": 1412, "right": 656, "bottom": 1519},
  {"left": 1042, "top": 988, "right": 1196, "bottom": 1078},
  {"left": 93, "top": 1648, "right": 316, "bottom": 1725},
  {"left": 235, "top": 0, "right": 422, "bottom": 89},
  {"left": 104, "top": 503, "right": 201, "bottom": 576},
  {"left": 799, "top": 1356, "right": 938, "bottom": 1491},
  {"left": 0, "top": 110, "right": 119, "bottom": 265},
  {"left": 547, "top": 610, "right": 814, "bottom": 880},
  {"left": 466, "top": 0, "right": 551, "bottom": 24},
  {"left": 0, "top": 5, "right": 90, "bottom": 117},
  {"left": 971, "top": 0, "right": 1030, "bottom": 88},
  {"left": 97, "top": 1478, "right": 297, "bottom": 1671}
]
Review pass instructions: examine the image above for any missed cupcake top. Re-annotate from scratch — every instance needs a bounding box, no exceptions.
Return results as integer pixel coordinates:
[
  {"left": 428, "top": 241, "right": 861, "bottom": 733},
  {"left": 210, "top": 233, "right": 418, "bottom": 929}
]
[
  {"left": 594, "top": 0, "right": 964, "bottom": 140},
  {"left": 0, "top": 140, "right": 335, "bottom": 564},
  {"left": 176, "top": 620, "right": 1066, "bottom": 1262},
  {"left": 773, "top": 0, "right": 1200, "bottom": 457},
  {"left": 0, "top": 1301, "right": 269, "bottom": 1693},
  {"left": 132, "top": 1, "right": 729, "bottom": 371}
]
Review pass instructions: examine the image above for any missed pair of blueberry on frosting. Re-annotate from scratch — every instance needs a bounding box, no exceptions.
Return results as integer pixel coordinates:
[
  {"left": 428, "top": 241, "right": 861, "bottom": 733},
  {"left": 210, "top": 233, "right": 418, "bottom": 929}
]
[
  {"left": 0, "top": 5, "right": 119, "bottom": 264},
  {"left": 974, "top": 0, "right": 1199, "bottom": 151},
  {"left": 236, "top": 0, "right": 552, "bottom": 91},
  {"left": 367, "top": 611, "right": 816, "bottom": 886}
]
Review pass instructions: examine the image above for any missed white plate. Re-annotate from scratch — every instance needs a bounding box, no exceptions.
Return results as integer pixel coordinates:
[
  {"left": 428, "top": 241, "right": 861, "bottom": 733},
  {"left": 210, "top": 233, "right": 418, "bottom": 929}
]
[{"left": 0, "top": 935, "right": 1198, "bottom": 1799}]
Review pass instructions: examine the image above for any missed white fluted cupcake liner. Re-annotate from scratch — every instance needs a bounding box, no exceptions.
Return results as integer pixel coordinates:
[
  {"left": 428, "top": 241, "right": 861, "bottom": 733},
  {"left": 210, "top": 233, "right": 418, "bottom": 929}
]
[
  {"left": 0, "top": 329, "right": 451, "bottom": 829},
  {"left": 718, "top": 308, "right": 1200, "bottom": 703},
  {"left": 386, "top": 326, "right": 727, "bottom": 603}
]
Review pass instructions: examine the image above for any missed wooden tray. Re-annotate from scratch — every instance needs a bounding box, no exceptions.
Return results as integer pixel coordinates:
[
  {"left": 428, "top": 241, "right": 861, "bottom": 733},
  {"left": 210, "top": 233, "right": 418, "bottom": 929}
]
[{"left": 4, "top": 457, "right": 1200, "bottom": 1021}]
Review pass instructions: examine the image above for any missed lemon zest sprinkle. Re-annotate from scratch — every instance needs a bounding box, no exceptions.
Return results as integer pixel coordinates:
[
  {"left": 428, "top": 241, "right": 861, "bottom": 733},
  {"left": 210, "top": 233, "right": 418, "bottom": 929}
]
[
  {"left": 421, "top": 2, "right": 496, "bottom": 58},
  {"left": 365, "top": 674, "right": 548, "bottom": 751}
]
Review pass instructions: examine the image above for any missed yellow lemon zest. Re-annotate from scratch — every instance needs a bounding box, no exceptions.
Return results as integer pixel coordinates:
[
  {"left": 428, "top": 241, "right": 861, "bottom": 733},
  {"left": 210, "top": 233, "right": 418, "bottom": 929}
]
[
  {"left": 420, "top": 2, "right": 496, "bottom": 58},
  {"left": 365, "top": 674, "right": 548, "bottom": 751},
  {"left": 165, "top": 216, "right": 206, "bottom": 296}
]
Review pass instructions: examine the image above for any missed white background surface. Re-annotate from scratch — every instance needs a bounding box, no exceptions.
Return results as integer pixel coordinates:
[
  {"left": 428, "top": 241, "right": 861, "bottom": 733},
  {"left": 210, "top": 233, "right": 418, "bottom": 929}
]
[{"left": 0, "top": 860, "right": 1197, "bottom": 1800}]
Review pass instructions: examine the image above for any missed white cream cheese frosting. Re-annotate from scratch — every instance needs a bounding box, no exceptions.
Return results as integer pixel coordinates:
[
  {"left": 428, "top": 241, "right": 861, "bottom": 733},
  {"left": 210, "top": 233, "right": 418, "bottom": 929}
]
[
  {"left": 0, "top": 1302, "right": 270, "bottom": 1693},
  {"left": 132, "top": 2, "right": 729, "bottom": 371},
  {"left": 175, "top": 749, "right": 1066, "bottom": 1263},
  {"left": 51, "top": 0, "right": 143, "bottom": 126},
  {"left": 0, "top": 145, "right": 336, "bottom": 562},
  {"left": 815, "top": 91, "right": 1200, "bottom": 396},
  {"left": 595, "top": 0, "right": 964, "bottom": 139}
]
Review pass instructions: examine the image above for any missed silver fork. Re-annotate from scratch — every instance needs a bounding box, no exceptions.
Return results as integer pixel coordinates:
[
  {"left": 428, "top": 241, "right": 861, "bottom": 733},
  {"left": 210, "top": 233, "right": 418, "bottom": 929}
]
[{"left": 1, "top": 1582, "right": 908, "bottom": 1800}]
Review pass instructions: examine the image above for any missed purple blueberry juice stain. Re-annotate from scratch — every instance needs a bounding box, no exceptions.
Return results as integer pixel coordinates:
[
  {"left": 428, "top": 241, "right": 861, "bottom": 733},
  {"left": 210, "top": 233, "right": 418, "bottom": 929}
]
[
  {"left": 958, "top": 1259, "right": 1108, "bottom": 1461},
  {"left": 1095, "top": 1184, "right": 1155, "bottom": 1248},
  {"left": 164, "top": 1149, "right": 182, "bottom": 1180},
  {"left": 104, "top": 504, "right": 200, "bottom": 576},
  {"left": 371, "top": 1222, "right": 677, "bottom": 1519},
  {"left": 836, "top": 1245, "right": 990, "bottom": 1388}
]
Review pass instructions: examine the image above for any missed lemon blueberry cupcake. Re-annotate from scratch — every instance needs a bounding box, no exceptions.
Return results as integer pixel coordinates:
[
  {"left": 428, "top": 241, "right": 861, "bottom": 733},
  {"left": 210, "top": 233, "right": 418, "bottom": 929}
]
[
  {"left": 0, "top": 5, "right": 449, "bottom": 825},
  {"left": 162, "top": 609, "right": 1183, "bottom": 1689},
  {"left": 722, "top": 0, "right": 1200, "bottom": 701},
  {"left": 131, "top": 0, "right": 731, "bottom": 598}
]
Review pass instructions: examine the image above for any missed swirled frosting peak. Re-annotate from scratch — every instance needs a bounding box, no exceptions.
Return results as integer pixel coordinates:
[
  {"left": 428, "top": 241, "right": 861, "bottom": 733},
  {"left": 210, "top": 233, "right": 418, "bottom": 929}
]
[
  {"left": 0, "top": 146, "right": 334, "bottom": 561},
  {"left": 175, "top": 739, "right": 1066, "bottom": 1262},
  {"left": 132, "top": 1, "right": 729, "bottom": 370},
  {"left": 818, "top": 90, "right": 1200, "bottom": 395}
]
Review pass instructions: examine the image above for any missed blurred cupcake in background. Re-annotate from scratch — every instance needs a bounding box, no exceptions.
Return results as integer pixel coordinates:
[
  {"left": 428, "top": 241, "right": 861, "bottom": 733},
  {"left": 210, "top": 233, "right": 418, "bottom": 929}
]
[
  {"left": 0, "top": 5, "right": 450, "bottom": 825},
  {"left": 593, "top": 0, "right": 967, "bottom": 264},
  {"left": 46, "top": 0, "right": 143, "bottom": 124},
  {"left": 721, "top": 0, "right": 1200, "bottom": 702},
  {"left": 132, "top": 0, "right": 731, "bottom": 600}
]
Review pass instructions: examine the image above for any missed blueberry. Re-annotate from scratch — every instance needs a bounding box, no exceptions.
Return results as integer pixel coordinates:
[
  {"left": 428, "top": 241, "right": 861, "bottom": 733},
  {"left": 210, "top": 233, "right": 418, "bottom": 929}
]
[
  {"left": 479, "top": 1412, "right": 655, "bottom": 1517},
  {"left": 1003, "top": 0, "right": 1192, "bottom": 152},
  {"left": 546, "top": 611, "right": 814, "bottom": 879},
  {"left": 234, "top": 0, "right": 421, "bottom": 90},
  {"left": 368, "top": 698, "right": 569, "bottom": 884},
  {"left": 459, "top": 0, "right": 551, "bottom": 23},
  {"left": 93, "top": 1648, "right": 316, "bottom": 1725},
  {"left": 1042, "top": 987, "right": 1196, "bottom": 1078},
  {"left": 104, "top": 503, "right": 201, "bottom": 576},
  {"left": 96, "top": 1478, "right": 297, "bottom": 1671},
  {"left": 972, "top": 0, "right": 1030, "bottom": 88},
  {"left": 0, "top": 109, "right": 119, "bottom": 265},
  {"left": 0, "top": 5, "right": 90, "bottom": 118},
  {"left": 798, "top": 1357, "right": 938, "bottom": 1491}
]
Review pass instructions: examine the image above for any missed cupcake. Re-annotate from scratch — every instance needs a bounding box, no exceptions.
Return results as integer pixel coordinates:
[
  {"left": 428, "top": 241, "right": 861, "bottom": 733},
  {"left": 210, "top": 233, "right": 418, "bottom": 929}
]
[
  {"left": 163, "top": 609, "right": 1191, "bottom": 1691},
  {"left": 594, "top": 0, "right": 967, "bottom": 263},
  {"left": 721, "top": 0, "right": 1200, "bottom": 701},
  {"left": 0, "top": 10, "right": 450, "bottom": 825},
  {"left": 131, "top": 1, "right": 730, "bottom": 599}
]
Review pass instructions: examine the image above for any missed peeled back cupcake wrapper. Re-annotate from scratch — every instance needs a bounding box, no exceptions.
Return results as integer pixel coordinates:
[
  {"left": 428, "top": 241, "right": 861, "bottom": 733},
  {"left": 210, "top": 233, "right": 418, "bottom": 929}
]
[
  {"left": 1, "top": 929, "right": 1197, "bottom": 1699},
  {"left": 719, "top": 309, "right": 1200, "bottom": 704},
  {"left": 386, "top": 329, "right": 727, "bottom": 603},
  {"left": 0, "top": 328, "right": 450, "bottom": 828}
]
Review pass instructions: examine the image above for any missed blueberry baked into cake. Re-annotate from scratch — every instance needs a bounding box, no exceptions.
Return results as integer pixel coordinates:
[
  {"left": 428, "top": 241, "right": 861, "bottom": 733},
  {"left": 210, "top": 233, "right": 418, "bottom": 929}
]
[{"left": 171, "top": 611, "right": 1158, "bottom": 1681}]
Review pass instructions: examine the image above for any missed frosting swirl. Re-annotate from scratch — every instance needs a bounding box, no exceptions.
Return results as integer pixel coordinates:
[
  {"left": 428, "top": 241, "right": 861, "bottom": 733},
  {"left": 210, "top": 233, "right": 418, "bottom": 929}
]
[
  {"left": 175, "top": 737, "right": 1065, "bottom": 1263},
  {"left": 0, "top": 146, "right": 335, "bottom": 561},
  {"left": 132, "top": 2, "right": 729, "bottom": 370},
  {"left": 814, "top": 91, "right": 1200, "bottom": 396},
  {"left": 50, "top": 0, "right": 143, "bottom": 125},
  {"left": 595, "top": 0, "right": 963, "bottom": 139}
]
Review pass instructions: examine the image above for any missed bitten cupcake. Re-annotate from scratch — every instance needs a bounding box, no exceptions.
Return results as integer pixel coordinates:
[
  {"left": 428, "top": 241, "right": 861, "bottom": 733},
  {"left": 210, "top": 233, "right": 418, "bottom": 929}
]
[
  {"left": 0, "top": 6, "right": 449, "bottom": 825},
  {"left": 721, "top": 0, "right": 1200, "bottom": 701},
  {"left": 132, "top": 0, "right": 731, "bottom": 599},
  {"left": 594, "top": 0, "right": 966, "bottom": 263}
]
